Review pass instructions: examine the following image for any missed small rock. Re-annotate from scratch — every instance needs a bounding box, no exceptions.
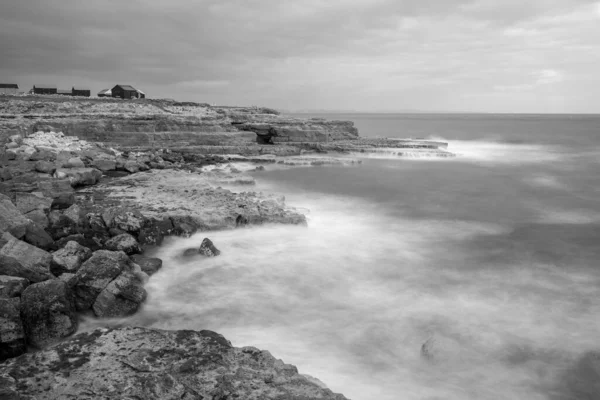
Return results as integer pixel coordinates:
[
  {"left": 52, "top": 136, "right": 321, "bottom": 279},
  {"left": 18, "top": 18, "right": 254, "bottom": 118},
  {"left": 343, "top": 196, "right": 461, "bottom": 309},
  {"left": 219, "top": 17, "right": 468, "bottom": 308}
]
[
  {"left": 199, "top": 238, "right": 221, "bottom": 257},
  {"left": 20, "top": 280, "right": 77, "bottom": 348},
  {"left": 65, "top": 157, "right": 85, "bottom": 168},
  {"left": 104, "top": 233, "right": 142, "bottom": 255},
  {"left": 34, "top": 160, "right": 56, "bottom": 174}
]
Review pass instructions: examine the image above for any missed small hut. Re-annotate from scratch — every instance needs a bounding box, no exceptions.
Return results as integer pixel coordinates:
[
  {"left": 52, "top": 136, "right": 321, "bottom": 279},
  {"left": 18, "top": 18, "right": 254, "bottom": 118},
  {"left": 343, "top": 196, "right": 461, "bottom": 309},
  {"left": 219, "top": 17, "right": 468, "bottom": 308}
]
[
  {"left": 97, "top": 88, "right": 111, "bottom": 97},
  {"left": 0, "top": 83, "right": 19, "bottom": 94},
  {"left": 33, "top": 84, "right": 57, "bottom": 95},
  {"left": 72, "top": 86, "right": 91, "bottom": 97},
  {"left": 111, "top": 84, "right": 140, "bottom": 99},
  {"left": 57, "top": 89, "right": 72, "bottom": 96}
]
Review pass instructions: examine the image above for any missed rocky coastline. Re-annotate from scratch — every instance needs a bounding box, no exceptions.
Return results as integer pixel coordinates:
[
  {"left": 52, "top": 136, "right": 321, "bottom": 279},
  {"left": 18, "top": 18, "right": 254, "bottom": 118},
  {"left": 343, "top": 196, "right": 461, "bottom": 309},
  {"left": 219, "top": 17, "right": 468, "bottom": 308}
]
[{"left": 0, "top": 95, "right": 452, "bottom": 399}]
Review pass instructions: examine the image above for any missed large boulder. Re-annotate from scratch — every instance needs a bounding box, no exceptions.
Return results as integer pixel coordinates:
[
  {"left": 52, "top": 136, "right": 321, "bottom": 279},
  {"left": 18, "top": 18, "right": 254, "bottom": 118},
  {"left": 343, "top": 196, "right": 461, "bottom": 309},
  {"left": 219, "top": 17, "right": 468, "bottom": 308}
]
[
  {"left": 130, "top": 255, "right": 163, "bottom": 276},
  {"left": 50, "top": 241, "right": 93, "bottom": 276},
  {"left": 104, "top": 233, "right": 142, "bottom": 255},
  {"left": 0, "top": 327, "right": 349, "bottom": 399},
  {"left": 102, "top": 207, "right": 145, "bottom": 233},
  {"left": 92, "top": 270, "right": 147, "bottom": 318},
  {"left": 0, "top": 298, "right": 26, "bottom": 361},
  {"left": 0, "top": 276, "right": 29, "bottom": 298},
  {"left": 72, "top": 250, "right": 133, "bottom": 311},
  {"left": 0, "top": 233, "right": 53, "bottom": 282},
  {"left": 22, "top": 222, "right": 54, "bottom": 250},
  {"left": 0, "top": 193, "right": 30, "bottom": 239},
  {"left": 20, "top": 280, "right": 77, "bottom": 348},
  {"left": 24, "top": 209, "right": 49, "bottom": 229}
]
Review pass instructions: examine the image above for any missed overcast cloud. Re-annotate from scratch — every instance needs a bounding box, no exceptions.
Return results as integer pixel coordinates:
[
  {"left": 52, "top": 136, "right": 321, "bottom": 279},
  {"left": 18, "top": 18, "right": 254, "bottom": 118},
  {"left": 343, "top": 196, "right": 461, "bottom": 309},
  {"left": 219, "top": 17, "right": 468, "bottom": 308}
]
[{"left": 0, "top": 0, "right": 599, "bottom": 112}]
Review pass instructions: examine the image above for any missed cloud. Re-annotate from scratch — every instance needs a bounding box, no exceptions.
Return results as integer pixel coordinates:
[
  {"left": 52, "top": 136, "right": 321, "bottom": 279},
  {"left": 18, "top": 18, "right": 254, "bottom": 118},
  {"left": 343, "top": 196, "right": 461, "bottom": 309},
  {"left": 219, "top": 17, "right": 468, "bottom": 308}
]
[{"left": 0, "top": 0, "right": 599, "bottom": 112}]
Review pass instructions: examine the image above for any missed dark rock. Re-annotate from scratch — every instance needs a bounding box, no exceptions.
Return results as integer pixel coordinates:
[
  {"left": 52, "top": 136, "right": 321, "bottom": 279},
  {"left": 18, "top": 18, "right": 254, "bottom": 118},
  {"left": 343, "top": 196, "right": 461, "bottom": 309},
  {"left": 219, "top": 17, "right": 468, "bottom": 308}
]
[
  {"left": 0, "top": 276, "right": 29, "bottom": 298},
  {"left": 0, "top": 327, "right": 349, "bottom": 399},
  {"left": 130, "top": 255, "right": 163, "bottom": 276},
  {"left": 72, "top": 250, "right": 132, "bottom": 311},
  {"left": 37, "top": 179, "right": 75, "bottom": 209},
  {"left": 23, "top": 222, "right": 54, "bottom": 250},
  {"left": 137, "top": 224, "right": 164, "bottom": 246},
  {"left": 34, "top": 160, "right": 56, "bottom": 174},
  {"left": 108, "top": 227, "right": 127, "bottom": 237},
  {"left": 20, "top": 279, "right": 77, "bottom": 348},
  {"left": 0, "top": 167, "right": 13, "bottom": 181},
  {"left": 63, "top": 204, "right": 88, "bottom": 228},
  {"left": 50, "top": 241, "right": 93, "bottom": 276},
  {"left": 50, "top": 192, "right": 75, "bottom": 209},
  {"left": 0, "top": 298, "right": 26, "bottom": 361},
  {"left": 0, "top": 193, "right": 30, "bottom": 239},
  {"left": 47, "top": 210, "right": 78, "bottom": 240},
  {"left": 170, "top": 216, "right": 197, "bottom": 237},
  {"left": 199, "top": 238, "right": 220, "bottom": 257},
  {"left": 0, "top": 233, "right": 53, "bottom": 282},
  {"left": 92, "top": 271, "right": 147, "bottom": 318},
  {"left": 51, "top": 233, "right": 103, "bottom": 252},
  {"left": 236, "top": 214, "right": 249, "bottom": 227},
  {"left": 14, "top": 192, "right": 52, "bottom": 215},
  {"left": 182, "top": 248, "right": 198, "bottom": 257},
  {"left": 24, "top": 209, "right": 49, "bottom": 229},
  {"left": 104, "top": 233, "right": 142, "bottom": 255}
]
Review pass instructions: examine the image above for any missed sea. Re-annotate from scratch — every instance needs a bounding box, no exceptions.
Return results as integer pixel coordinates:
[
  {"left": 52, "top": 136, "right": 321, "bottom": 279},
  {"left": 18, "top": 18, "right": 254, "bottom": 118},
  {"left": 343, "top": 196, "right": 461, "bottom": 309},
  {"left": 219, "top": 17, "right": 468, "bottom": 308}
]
[{"left": 88, "top": 113, "right": 600, "bottom": 400}]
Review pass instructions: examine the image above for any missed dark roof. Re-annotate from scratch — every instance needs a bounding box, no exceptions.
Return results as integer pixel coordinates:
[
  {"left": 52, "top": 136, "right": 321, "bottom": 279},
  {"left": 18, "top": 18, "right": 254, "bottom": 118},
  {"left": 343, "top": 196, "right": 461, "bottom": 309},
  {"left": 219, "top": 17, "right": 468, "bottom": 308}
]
[
  {"left": 72, "top": 86, "right": 90, "bottom": 91},
  {"left": 34, "top": 84, "right": 57, "bottom": 89},
  {"left": 113, "top": 84, "right": 137, "bottom": 91},
  {"left": 0, "top": 83, "right": 18, "bottom": 89}
]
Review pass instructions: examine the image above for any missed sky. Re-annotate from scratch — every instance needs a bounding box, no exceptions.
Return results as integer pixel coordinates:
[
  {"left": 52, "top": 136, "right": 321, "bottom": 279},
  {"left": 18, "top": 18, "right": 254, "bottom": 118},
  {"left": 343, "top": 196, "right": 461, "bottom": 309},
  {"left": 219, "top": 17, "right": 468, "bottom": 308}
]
[{"left": 0, "top": 0, "right": 599, "bottom": 113}]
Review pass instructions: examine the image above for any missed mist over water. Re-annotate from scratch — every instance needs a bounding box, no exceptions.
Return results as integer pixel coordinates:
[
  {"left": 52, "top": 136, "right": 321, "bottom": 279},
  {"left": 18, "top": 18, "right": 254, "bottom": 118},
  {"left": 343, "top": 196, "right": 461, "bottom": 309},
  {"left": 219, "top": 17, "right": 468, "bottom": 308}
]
[{"left": 83, "top": 114, "right": 600, "bottom": 399}]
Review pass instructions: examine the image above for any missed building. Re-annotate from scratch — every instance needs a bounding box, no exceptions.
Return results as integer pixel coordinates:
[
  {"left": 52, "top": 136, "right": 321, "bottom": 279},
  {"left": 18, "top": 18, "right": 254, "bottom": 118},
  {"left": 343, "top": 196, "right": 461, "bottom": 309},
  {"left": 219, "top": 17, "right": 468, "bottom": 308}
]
[
  {"left": 72, "top": 86, "right": 91, "bottom": 97},
  {"left": 33, "top": 85, "right": 57, "bottom": 95},
  {"left": 136, "top": 89, "right": 146, "bottom": 99},
  {"left": 111, "top": 84, "right": 141, "bottom": 99},
  {"left": 57, "top": 89, "right": 71, "bottom": 96},
  {"left": 97, "top": 88, "right": 111, "bottom": 97},
  {"left": 0, "top": 83, "right": 19, "bottom": 94}
]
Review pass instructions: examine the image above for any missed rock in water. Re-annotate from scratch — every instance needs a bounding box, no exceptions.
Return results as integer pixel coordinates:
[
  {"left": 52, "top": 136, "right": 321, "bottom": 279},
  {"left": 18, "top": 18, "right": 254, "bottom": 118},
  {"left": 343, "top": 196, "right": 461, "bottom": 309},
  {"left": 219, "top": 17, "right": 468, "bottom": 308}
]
[
  {"left": 199, "top": 238, "right": 221, "bottom": 257},
  {"left": 20, "top": 280, "right": 77, "bottom": 348},
  {"left": 130, "top": 255, "right": 163, "bottom": 276},
  {"left": 92, "top": 271, "right": 147, "bottom": 317},
  {"left": 0, "top": 327, "right": 349, "bottom": 400},
  {"left": 236, "top": 214, "right": 249, "bottom": 227},
  {"left": 0, "top": 298, "right": 26, "bottom": 361}
]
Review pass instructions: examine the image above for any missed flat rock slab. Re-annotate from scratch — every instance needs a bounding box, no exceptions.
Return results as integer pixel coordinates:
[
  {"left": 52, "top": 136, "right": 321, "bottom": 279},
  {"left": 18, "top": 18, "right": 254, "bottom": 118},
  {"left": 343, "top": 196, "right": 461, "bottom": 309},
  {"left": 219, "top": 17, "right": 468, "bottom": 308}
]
[{"left": 0, "top": 327, "right": 348, "bottom": 400}]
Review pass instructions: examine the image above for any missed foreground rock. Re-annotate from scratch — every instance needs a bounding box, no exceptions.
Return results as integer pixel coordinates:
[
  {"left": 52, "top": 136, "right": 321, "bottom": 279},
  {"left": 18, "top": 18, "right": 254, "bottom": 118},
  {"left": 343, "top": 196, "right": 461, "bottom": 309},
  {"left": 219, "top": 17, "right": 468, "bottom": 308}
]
[
  {"left": 0, "top": 298, "right": 26, "bottom": 361},
  {"left": 0, "top": 326, "right": 348, "bottom": 400},
  {"left": 0, "top": 233, "right": 54, "bottom": 282}
]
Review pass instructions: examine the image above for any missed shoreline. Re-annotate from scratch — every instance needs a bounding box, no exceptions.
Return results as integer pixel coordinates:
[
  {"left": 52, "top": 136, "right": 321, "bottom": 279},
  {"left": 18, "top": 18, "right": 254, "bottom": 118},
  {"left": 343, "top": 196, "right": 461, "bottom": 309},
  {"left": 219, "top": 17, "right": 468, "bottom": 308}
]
[{"left": 0, "top": 95, "right": 452, "bottom": 399}]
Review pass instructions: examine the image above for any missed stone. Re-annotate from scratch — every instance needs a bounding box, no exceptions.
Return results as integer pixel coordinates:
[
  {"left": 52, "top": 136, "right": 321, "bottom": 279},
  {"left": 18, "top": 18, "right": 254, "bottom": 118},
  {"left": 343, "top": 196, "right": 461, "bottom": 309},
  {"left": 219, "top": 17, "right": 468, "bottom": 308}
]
[
  {"left": 34, "top": 160, "right": 56, "bottom": 174},
  {"left": 50, "top": 241, "right": 93, "bottom": 276},
  {"left": 54, "top": 168, "right": 102, "bottom": 187},
  {"left": 124, "top": 160, "right": 141, "bottom": 173},
  {"left": 37, "top": 178, "right": 75, "bottom": 209},
  {"left": 14, "top": 192, "right": 52, "bottom": 214},
  {"left": 47, "top": 210, "right": 79, "bottom": 240},
  {"left": 236, "top": 214, "right": 249, "bottom": 227},
  {"left": 72, "top": 250, "right": 133, "bottom": 311},
  {"left": 0, "top": 193, "right": 30, "bottom": 239},
  {"left": 0, "top": 327, "right": 349, "bottom": 399},
  {"left": 92, "top": 271, "right": 147, "bottom": 317},
  {"left": 182, "top": 248, "right": 198, "bottom": 257},
  {"left": 0, "top": 233, "right": 53, "bottom": 282},
  {"left": 137, "top": 224, "right": 163, "bottom": 246},
  {"left": 131, "top": 255, "right": 162, "bottom": 276},
  {"left": 29, "top": 150, "right": 56, "bottom": 162},
  {"left": 65, "top": 157, "right": 85, "bottom": 168},
  {"left": 198, "top": 238, "right": 221, "bottom": 257},
  {"left": 24, "top": 209, "right": 49, "bottom": 229},
  {"left": 91, "top": 159, "right": 116, "bottom": 172},
  {"left": 20, "top": 280, "right": 77, "bottom": 348},
  {"left": 63, "top": 204, "right": 87, "bottom": 227},
  {"left": 104, "top": 233, "right": 142, "bottom": 255},
  {"left": 0, "top": 167, "right": 12, "bottom": 181},
  {"left": 102, "top": 207, "right": 145, "bottom": 233},
  {"left": 0, "top": 298, "right": 26, "bottom": 361},
  {"left": 0, "top": 276, "right": 29, "bottom": 298},
  {"left": 22, "top": 222, "right": 54, "bottom": 250}
]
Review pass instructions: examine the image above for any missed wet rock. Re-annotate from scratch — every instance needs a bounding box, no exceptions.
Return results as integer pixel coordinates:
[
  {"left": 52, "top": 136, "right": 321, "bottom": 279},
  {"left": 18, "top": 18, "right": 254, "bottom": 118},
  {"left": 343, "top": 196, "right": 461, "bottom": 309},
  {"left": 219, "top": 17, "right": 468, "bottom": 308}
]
[
  {"left": 236, "top": 214, "right": 249, "bottom": 227},
  {"left": 0, "top": 276, "right": 29, "bottom": 298},
  {"left": 170, "top": 216, "right": 197, "bottom": 237},
  {"left": 47, "top": 210, "right": 79, "bottom": 240},
  {"left": 22, "top": 222, "right": 54, "bottom": 250},
  {"left": 20, "top": 279, "right": 77, "bottom": 348},
  {"left": 0, "top": 233, "right": 53, "bottom": 282},
  {"left": 92, "top": 270, "right": 147, "bottom": 318},
  {"left": 130, "top": 255, "right": 163, "bottom": 276},
  {"left": 0, "top": 298, "right": 26, "bottom": 361},
  {"left": 182, "top": 248, "right": 198, "bottom": 257},
  {"left": 91, "top": 159, "right": 116, "bottom": 172},
  {"left": 50, "top": 241, "right": 93, "bottom": 276},
  {"left": 34, "top": 160, "right": 56, "bottom": 174},
  {"left": 104, "top": 233, "right": 142, "bottom": 255},
  {"left": 0, "top": 193, "right": 30, "bottom": 239},
  {"left": 0, "top": 327, "right": 349, "bottom": 399},
  {"left": 199, "top": 238, "right": 220, "bottom": 257},
  {"left": 72, "top": 250, "right": 132, "bottom": 311}
]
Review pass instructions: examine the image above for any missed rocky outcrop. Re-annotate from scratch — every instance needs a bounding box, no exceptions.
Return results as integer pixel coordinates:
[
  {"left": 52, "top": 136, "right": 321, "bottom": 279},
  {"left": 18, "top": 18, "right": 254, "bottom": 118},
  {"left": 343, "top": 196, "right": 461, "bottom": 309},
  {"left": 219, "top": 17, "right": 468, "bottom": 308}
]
[
  {"left": 0, "top": 326, "right": 348, "bottom": 400},
  {"left": 20, "top": 280, "right": 77, "bottom": 348}
]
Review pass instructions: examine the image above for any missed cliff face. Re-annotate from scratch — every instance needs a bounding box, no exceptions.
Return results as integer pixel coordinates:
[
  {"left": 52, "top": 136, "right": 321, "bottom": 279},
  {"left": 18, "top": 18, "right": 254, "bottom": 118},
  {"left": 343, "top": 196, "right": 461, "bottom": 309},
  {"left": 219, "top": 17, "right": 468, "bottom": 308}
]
[
  {"left": 0, "top": 96, "right": 360, "bottom": 147},
  {"left": 0, "top": 326, "right": 349, "bottom": 400}
]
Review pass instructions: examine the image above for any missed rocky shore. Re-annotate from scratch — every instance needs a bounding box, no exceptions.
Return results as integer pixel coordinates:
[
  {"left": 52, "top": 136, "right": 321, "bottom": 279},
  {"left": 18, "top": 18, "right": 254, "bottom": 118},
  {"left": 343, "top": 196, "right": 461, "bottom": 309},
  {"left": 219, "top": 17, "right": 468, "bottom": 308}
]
[{"left": 0, "top": 95, "right": 452, "bottom": 399}]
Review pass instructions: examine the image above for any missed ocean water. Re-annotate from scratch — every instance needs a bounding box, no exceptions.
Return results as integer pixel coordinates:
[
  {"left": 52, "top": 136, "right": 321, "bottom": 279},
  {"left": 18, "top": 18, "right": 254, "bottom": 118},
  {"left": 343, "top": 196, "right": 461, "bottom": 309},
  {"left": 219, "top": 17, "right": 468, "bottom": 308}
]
[{"left": 88, "top": 114, "right": 600, "bottom": 400}]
